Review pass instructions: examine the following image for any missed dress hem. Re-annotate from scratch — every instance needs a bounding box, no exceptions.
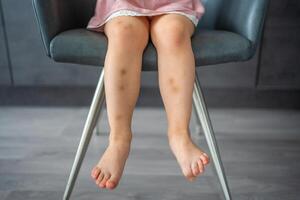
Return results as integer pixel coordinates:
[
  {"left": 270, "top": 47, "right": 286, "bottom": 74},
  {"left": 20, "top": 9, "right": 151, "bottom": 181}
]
[{"left": 86, "top": 9, "right": 199, "bottom": 32}]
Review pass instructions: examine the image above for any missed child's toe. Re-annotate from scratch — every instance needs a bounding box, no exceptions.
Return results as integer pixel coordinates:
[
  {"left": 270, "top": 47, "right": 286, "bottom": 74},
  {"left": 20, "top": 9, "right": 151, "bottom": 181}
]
[
  {"left": 91, "top": 166, "right": 101, "bottom": 179},
  {"left": 96, "top": 172, "right": 104, "bottom": 185},
  {"left": 106, "top": 176, "right": 119, "bottom": 190},
  {"left": 106, "top": 181, "right": 116, "bottom": 190},
  {"left": 183, "top": 166, "right": 195, "bottom": 181},
  {"left": 191, "top": 161, "right": 200, "bottom": 176},
  {"left": 197, "top": 159, "right": 204, "bottom": 173},
  {"left": 99, "top": 173, "right": 111, "bottom": 188},
  {"left": 200, "top": 153, "right": 210, "bottom": 165}
]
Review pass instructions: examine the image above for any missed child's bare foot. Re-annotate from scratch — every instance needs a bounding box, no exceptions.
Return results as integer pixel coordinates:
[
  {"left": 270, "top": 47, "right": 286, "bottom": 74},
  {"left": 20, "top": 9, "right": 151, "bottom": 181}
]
[
  {"left": 91, "top": 131, "right": 132, "bottom": 190},
  {"left": 168, "top": 129, "right": 210, "bottom": 182}
]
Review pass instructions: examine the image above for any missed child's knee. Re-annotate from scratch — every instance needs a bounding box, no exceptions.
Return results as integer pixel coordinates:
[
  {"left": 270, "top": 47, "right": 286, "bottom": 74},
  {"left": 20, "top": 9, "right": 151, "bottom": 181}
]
[{"left": 105, "top": 17, "right": 149, "bottom": 49}]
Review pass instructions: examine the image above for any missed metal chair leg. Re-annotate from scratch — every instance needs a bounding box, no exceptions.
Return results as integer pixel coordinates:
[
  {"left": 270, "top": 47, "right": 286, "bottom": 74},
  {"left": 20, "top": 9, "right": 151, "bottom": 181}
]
[
  {"left": 192, "top": 102, "right": 202, "bottom": 136},
  {"left": 95, "top": 117, "right": 101, "bottom": 136},
  {"left": 192, "top": 72, "right": 232, "bottom": 200},
  {"left": 94, "top": 102, "right": 105, "bottom": 136},
  {"left": 63, "top": 69, "right": 106, "bottom": 200}
]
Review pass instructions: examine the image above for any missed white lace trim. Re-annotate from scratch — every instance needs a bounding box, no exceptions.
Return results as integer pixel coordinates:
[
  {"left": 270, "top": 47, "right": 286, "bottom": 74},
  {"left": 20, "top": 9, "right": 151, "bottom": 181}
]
[{"left": 89, "top": 9, "right": 198, "bottom": 30}]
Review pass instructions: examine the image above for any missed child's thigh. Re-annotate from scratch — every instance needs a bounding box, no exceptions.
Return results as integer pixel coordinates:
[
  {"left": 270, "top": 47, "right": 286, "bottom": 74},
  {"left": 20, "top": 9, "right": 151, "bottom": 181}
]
[{"left": 104, "top": 16, "right": 150, "bottom": 42}]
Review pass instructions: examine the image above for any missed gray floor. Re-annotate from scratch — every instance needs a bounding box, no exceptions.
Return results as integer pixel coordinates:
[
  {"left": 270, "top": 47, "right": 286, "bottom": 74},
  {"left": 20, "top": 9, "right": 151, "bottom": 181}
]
[{"left": 0, "top": 106, "right": 300, "bottom": 200}]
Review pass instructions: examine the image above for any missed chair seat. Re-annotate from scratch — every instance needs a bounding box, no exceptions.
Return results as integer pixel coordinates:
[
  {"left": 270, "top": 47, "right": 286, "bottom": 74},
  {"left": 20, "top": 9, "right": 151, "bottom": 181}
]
[{"left": 50, "top": 28, "right": 253, "bottom": 71}]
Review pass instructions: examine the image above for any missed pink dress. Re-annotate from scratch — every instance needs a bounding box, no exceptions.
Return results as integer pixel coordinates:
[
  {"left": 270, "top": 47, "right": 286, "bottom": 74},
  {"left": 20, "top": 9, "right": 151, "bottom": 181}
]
[{"left": 86, "top": 0, "right": 205, "bottom": 33}]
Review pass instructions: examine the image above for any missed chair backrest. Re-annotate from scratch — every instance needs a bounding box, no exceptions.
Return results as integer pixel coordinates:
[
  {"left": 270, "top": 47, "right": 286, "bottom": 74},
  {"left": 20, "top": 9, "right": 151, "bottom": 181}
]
[
  {"left": 33, "top": 0, "right": 268, "bottom": 57},
  {"left": 197, "top": 0, "right": 223, "bottom": 30}
]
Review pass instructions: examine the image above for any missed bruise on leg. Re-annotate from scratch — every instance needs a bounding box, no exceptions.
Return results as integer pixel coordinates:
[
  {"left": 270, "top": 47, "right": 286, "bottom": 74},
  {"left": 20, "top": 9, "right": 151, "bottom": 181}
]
[
  {"left": 118, "top": 84, "right": 125, "bottom": 90},
  {"left": 168, "top": 77, "right": 180, "bottom": 93},
  {"left": 118, "top": 68, "right": 127, "bottom": 91},
  {"left": 115, "top": 114, "right": 123, "bottom": 120},
  {"left": 120, "top": 68, "right": 127, "bottom": 76}
]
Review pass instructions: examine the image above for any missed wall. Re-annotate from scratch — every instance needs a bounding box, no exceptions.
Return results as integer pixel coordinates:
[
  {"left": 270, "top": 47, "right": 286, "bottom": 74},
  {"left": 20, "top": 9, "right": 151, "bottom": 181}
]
[{"left": 257, "top": 0, "right": 300, "bottom": 89}]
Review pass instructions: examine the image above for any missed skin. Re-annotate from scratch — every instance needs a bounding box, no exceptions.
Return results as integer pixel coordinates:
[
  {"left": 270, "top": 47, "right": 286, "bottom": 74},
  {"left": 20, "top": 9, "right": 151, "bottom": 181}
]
[{"left": 91, "top": 13, "right": 210, "bottom": 190}]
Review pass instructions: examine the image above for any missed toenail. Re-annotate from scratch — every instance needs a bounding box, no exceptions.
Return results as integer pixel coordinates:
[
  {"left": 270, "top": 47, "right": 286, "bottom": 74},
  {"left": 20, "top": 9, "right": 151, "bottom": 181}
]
[
  {"left": 107, "top": 182, "right": 115, "bottom": 189},
  {"left": 97, "top": 179, "right": 103, "bottom": 184},
  {"left": 203, "top": 153, "right": 209, "bottom": 160},
  {"left": 93, "top": 172, "right": 99, "bottom": 179},
  {"left": 200, "top": 154, "right": 209, "bottom": 163}
]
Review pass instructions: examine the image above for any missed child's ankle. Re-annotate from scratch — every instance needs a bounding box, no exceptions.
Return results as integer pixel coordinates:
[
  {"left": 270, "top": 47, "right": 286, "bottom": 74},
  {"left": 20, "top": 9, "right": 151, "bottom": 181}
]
[
  {"left": 108, "top": 131, "right": 132, "bottom": 145},
  {"left": 168, "top": 131, "right": 191, "bottom": 145},
  {"left": 168, "top": 128, "right": 190, "bottom": 138}
]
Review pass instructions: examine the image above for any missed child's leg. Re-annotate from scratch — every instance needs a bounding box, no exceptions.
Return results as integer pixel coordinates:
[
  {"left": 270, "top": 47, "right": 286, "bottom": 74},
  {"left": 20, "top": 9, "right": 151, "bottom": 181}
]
[
  {"left": 149, "top": 14, "right": 210, "bottom": 181},
  {"left": 91, "top": 16, "right": 150, "bottom": 190}
]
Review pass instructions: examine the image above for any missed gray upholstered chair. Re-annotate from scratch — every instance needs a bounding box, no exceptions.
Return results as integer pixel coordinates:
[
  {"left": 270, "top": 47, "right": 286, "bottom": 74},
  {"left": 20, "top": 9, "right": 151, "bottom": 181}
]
[{"left": 32, "top": 0, "right": 269, "bottom": 199}]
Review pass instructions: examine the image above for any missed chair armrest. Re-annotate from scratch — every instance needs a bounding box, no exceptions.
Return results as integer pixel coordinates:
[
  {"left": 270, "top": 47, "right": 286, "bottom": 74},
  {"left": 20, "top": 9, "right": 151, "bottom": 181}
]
[
  {"left": 216, "top": 0, "right": 269, "bottom": 55},
  {"left": 32, "top": 0, "right": 77, "bottom": 57}
]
